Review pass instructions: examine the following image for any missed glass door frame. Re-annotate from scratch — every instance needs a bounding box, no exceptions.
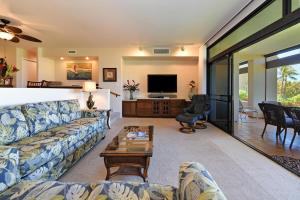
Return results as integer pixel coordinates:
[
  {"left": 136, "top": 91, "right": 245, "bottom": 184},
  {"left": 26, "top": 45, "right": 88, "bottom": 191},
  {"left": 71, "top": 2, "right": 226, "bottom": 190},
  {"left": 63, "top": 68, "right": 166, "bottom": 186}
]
[
  {"left": 206, "top": 1, "right": 300, "bottom": 135},
  {"left": 207, "top": 54, "right": 234, "bottom": 134}
]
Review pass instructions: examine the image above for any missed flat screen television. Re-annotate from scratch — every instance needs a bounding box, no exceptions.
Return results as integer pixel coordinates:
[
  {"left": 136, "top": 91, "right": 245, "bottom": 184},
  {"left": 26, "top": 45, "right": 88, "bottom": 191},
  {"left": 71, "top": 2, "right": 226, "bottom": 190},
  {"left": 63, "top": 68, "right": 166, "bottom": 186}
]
[{"left": 147, "top": 74, "right": 177, "bottom": 93}]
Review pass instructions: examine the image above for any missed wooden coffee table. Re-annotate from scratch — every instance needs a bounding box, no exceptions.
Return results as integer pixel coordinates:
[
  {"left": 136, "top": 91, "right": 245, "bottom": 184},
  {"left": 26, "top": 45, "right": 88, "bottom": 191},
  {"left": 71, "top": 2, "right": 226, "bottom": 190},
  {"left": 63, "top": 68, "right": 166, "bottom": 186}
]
[{"left": 100, "top": 126, "right": 153, "bottom": 182}]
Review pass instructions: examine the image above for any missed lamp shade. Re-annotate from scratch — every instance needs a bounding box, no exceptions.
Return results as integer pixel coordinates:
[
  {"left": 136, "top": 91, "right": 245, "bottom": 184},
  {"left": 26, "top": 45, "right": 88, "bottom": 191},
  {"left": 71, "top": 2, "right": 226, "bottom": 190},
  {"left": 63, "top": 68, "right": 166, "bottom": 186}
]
[{"left": 83, "top": 81, "right": 97, "bottom": 92}]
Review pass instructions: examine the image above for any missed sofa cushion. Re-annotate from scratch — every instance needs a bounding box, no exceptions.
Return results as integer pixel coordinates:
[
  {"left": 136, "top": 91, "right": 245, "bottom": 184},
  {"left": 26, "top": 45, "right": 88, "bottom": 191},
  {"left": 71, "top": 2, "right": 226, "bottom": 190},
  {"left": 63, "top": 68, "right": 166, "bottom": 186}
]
[
  {"left": 58, "top": 99, "right": 81, "bottom": 124},
  {"left": 21, "top": 153, "right": 65, "bottom": 181},
  {"left": 0, "top": 107, "right": 30, "bottom": 145},
  {"left": 0, "top": 180, "right": 177, "bottom": 200},
  {"left": 38, "top": 123, "right": 90, "bottom": 156},
  {"left": 13, "top": 120, "right": 94, "bottom": 177},
  {"left": 0, "top": 146, "right": 19, "bottom": 193},
  {"left": 71, "top": 117, "right": 102, "bottom": 134},
  {"left": 23, "top": 132, "right": 101, "bottom": 182},
  {"left": 11, "top": 135, "right": 64, "bottom": 177},
  {"left": 21, "top": 101, "right": 61, "bottom": 135}
]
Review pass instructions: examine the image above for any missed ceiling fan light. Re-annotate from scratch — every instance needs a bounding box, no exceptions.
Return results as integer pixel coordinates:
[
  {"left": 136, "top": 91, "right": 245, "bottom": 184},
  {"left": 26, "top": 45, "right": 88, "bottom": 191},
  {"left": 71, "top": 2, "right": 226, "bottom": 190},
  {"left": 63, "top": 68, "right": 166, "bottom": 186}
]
[{"left": 0, "top": 31, "right": 14, "bottom": 40}]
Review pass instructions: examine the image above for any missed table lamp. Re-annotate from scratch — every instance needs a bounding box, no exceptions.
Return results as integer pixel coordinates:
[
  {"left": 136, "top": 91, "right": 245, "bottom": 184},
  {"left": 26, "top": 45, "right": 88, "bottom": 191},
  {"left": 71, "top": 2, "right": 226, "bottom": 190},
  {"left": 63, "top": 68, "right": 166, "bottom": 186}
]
[{"left": 83, "top": 81, "right": 97, "bottom": 109}]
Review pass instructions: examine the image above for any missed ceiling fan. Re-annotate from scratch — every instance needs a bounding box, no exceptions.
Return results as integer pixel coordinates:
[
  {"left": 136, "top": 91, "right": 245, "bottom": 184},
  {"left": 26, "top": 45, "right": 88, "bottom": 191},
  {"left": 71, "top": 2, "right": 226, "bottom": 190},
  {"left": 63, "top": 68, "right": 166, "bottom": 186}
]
[{"left": 0, "top": 19, "right": 42, "bottom": 43}]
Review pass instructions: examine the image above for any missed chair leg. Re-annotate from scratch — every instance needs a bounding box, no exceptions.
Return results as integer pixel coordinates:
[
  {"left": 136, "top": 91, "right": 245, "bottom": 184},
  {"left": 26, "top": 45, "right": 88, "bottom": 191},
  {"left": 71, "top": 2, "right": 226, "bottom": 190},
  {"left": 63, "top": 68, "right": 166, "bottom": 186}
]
[
  {"left": 195, "top": 121, "right": 207, "bottom": 129},
  {"left": 276, "top": 126, "right": 284, "bottom": 137},
  {"left": 192, "top": 124, "right": 196, "bottom": 133},
  {"left": 280, "top": 128, "right": 285, "bottom": 134},
  {"left": 178, "top": 122, "right": 195, "bottom": 134},
  {"left": 282, "top": 128, "right": 287, "bottom": 145},
  {"left": 179, "top": 122, "right": 185, "bottom": 127},
  {"left": 289, "top": 130, "right": 297, "bottom": 149},
  {"left": 261, "top": 124, "right": 267, "bottom": 138}
]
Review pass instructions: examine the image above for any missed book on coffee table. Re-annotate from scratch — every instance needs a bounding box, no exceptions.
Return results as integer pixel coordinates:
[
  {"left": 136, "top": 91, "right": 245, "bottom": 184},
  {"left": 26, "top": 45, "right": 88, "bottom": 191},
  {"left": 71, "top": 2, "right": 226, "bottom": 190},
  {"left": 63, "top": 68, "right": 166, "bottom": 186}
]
[{"left": 126, "top": 131, "right": 148, "bottom": 140}]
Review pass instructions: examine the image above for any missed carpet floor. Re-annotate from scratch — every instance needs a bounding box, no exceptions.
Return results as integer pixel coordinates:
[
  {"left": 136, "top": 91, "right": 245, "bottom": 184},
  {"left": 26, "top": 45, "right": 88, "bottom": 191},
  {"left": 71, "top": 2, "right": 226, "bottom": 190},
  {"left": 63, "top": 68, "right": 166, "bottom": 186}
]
[{"left": 60, "top": 118, "right": 300, "bottom": 200}]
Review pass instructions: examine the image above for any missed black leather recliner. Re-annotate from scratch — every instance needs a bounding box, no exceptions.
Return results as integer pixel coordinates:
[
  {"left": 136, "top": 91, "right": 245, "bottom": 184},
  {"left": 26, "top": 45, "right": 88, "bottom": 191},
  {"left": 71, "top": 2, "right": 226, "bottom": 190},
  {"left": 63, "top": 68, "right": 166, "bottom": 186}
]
[{"left": 176, "top": 95, "right": 210, "bottom": 133}]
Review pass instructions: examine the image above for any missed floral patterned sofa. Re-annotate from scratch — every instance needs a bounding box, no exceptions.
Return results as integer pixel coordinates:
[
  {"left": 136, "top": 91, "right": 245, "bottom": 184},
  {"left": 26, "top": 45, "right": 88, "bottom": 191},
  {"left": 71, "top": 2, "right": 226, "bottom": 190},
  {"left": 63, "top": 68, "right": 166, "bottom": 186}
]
[
  {"left": 0, "top": 99, "right": 107, "bottom": 185},
  {"left": 0, "top": 147, "right": 226, "bottom": 200}
]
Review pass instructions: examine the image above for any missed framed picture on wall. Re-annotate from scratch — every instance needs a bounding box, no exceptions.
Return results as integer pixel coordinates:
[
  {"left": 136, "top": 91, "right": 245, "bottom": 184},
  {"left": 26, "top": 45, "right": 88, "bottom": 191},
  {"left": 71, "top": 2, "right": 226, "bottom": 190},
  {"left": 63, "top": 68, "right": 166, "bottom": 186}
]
[
  {"left": 103, "top": 68, "right": 117, "bottom": 82},
  {"left": 67, "top": 63, "right": 92, "bottom": 80}
]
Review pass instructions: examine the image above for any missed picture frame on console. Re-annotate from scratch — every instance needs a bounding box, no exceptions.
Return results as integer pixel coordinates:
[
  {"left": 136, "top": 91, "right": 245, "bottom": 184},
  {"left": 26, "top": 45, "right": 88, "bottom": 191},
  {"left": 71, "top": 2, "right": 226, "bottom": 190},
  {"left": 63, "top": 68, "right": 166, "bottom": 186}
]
[{"left": 103, "top": 68, "right": 117, "bottom": 82}]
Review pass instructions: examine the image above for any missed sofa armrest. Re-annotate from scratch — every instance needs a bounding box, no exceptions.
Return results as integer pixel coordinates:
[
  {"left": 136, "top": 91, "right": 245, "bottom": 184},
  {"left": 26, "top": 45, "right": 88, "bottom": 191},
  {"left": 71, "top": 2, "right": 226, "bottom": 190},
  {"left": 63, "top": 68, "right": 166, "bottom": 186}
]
[
  {"left": 0, "top": 146, "right": 20, "bottom": 193},
  {"left": 81, "top": 109, "right": 107, "bottom": 118},
  {"left": 178, "top": 162, "right": 226, "bottom": 200}
]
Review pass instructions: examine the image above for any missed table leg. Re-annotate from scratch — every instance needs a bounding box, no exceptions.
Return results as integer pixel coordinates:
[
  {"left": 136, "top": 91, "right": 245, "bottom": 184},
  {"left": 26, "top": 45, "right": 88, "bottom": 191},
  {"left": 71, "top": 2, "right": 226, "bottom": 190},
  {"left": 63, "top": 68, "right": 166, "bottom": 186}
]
[
  {"left": 143, "top": 157, "right": 150, "bottom": 182},
  {"left": 104, "top": 158, "right": 111, "bottom": 180}
]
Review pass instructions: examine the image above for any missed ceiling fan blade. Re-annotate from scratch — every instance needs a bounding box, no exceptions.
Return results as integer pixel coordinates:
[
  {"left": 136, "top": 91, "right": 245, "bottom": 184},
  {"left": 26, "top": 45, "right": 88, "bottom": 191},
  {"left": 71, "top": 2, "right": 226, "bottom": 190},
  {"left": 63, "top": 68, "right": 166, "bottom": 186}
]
[
  {"left": 10, "top": 37, "right": 19, "bottom": 43},
  {"left": 17, "top": 34, "right": 42, "bottom": 42},
  {"left": 5, "top": 25, "right": 22, "bottom": 34}
]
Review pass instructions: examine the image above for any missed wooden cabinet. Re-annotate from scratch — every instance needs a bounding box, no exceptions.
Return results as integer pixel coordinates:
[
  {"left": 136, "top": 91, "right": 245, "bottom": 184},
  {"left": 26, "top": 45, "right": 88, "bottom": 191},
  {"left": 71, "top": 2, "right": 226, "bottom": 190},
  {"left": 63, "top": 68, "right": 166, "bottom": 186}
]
[
  {"left": 136, "top": 99, "right": 153, "bottom": 117},
  {"left": 122, "top": 99, "right": 187, "bottom": 117},
  {"left": 122, "top": 101, "right": 137, "bottom": 117}
]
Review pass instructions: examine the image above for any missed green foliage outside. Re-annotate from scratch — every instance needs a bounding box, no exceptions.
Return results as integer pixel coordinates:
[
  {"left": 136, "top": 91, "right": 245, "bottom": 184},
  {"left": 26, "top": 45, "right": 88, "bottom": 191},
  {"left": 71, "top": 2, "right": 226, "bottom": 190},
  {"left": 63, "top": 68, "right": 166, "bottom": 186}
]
[
  {"left": 277, "top": 66, "right": 300, "bottom": 106},
  {"left": 239, "top": 89, "right": 248, "bottom": 101}
]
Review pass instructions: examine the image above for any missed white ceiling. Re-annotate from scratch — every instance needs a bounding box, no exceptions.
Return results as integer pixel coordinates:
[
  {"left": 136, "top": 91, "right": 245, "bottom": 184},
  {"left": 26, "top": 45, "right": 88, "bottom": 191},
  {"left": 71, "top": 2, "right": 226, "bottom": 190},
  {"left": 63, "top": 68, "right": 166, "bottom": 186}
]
[{"left": 0, "top": 0, "right": 251, "bottom": 48}]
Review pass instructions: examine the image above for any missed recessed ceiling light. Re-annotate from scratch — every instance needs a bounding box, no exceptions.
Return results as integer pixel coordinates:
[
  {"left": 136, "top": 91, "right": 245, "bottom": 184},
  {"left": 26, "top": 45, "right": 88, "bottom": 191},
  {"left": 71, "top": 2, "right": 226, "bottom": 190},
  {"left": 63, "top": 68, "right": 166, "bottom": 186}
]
[
  {"left": 60, "top": 57, "right": 64, "bottom": 60},
  {"left": 85, "top": 57, "right": 89, "bottom": 60}
]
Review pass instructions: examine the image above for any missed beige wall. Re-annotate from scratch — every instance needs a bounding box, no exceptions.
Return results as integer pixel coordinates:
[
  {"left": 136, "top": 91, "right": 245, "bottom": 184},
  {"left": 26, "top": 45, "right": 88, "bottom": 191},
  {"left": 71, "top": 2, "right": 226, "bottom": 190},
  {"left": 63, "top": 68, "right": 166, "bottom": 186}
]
[
  {"left": 42, "top": 46, "right": 200, "bottom": 113},
  {"left": 0, "top": 41, "right": 18, "bottom": 86},
  {"left": 55, "top": 60, "right": 99, "bottom": 86},
  {"left": 0, "top": 41, "right": 17, "bottom": 67},
  {"left": 266, "top": 67, "right": 277, "bottom": 101},
  {"left": 123, "top": 59, "right": 198, "bottom": 99},
  {"left": 37, "top": 48, "right": 55, "bottom": 81},
  {"left": 198, "top": 45, "right": 206, "bottom": 94},
  {"left": 233, "top": 53, "right": 242, "bottom": 122},
  {"left": 248, "top": 57, "right": 265, "bottom": 117},
  {"left": 0, "top": 45, "right": 203, "bottom": 114},
  {"left": 22, "top": 60, "right": 37, "bottom": 87}
]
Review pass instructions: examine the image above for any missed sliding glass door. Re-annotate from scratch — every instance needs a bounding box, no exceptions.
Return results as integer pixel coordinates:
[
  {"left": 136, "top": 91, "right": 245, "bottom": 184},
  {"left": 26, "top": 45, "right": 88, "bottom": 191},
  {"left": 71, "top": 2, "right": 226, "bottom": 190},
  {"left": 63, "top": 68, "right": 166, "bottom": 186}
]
[{"left": 207, "top": 55, "right": 233, "bottom": 133}]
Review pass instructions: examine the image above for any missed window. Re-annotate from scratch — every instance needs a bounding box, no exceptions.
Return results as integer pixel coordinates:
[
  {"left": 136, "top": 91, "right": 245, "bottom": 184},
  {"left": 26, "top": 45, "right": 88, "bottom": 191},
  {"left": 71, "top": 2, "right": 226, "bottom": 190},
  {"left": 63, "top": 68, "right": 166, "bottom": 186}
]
[
  {"left": 292, "top": 0, "right": 300, "bottom": 12},
  {"left": 239, "top": 63, "right": 248, "bottom": 102},
  {"left": 266, "top": 47, "right": 300, "bottom": 106}
]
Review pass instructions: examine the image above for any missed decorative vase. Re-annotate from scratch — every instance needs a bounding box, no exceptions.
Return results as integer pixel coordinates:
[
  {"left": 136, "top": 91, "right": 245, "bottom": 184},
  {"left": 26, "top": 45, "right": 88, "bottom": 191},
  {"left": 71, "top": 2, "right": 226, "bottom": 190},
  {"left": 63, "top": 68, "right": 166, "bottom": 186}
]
[
  {"left": 129, "top": 90, "right": 134, "bottom": 100},
  {"left": 0, "top": 78, "right": 4, "bottom": 85},
  {"left": 188, "top": 87, "right": 196, "bottom": 100},
  {"left": 0, "top": 77, "right": 13, "bottom": 86}
]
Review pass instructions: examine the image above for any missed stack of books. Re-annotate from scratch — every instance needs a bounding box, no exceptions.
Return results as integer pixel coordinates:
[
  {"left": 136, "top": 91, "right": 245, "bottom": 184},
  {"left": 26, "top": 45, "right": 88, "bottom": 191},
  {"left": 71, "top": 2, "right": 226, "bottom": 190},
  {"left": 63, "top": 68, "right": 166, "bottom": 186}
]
[{"left": 126, "top": 131, "right": 148, "bottom": 140}]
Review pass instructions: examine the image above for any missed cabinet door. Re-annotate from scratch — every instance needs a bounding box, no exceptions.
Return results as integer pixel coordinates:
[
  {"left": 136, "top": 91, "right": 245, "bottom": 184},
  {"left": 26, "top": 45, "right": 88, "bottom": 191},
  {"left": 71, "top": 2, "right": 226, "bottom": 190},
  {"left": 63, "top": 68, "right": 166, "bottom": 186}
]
[
  {"left": 136, "top": 100, "right": 153, "bottom": 117},
  {"left": 159, "top": 100, "right": 170, "bottom": 116},
  {"left": 122, "top": 101, "right": 136, "bottom": 117},
  {"left": 170, "top": 100, "right": 186, "bottom": 117}
]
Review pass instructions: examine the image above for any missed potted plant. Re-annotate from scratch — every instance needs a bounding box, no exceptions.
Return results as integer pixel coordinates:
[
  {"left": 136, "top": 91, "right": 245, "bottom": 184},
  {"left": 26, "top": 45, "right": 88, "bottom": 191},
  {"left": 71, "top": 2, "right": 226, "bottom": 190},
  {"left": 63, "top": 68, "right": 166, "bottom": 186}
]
[
  {"left": 123, "top": 80, "right": 140, "bottom": 100},
  {"left": 0, "top": 58, "right": 19, "bottom": 86}
]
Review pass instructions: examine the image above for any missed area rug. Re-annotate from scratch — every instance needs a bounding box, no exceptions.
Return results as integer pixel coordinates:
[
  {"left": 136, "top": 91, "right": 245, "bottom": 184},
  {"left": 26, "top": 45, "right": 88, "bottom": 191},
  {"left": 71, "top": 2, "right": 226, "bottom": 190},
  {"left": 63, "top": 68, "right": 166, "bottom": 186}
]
[
  {"left": 60, "top": 118, "right": 300, "bottom": 199},
  {"left": 271, "top": 155, "right": 300, "bottom": 176}
]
